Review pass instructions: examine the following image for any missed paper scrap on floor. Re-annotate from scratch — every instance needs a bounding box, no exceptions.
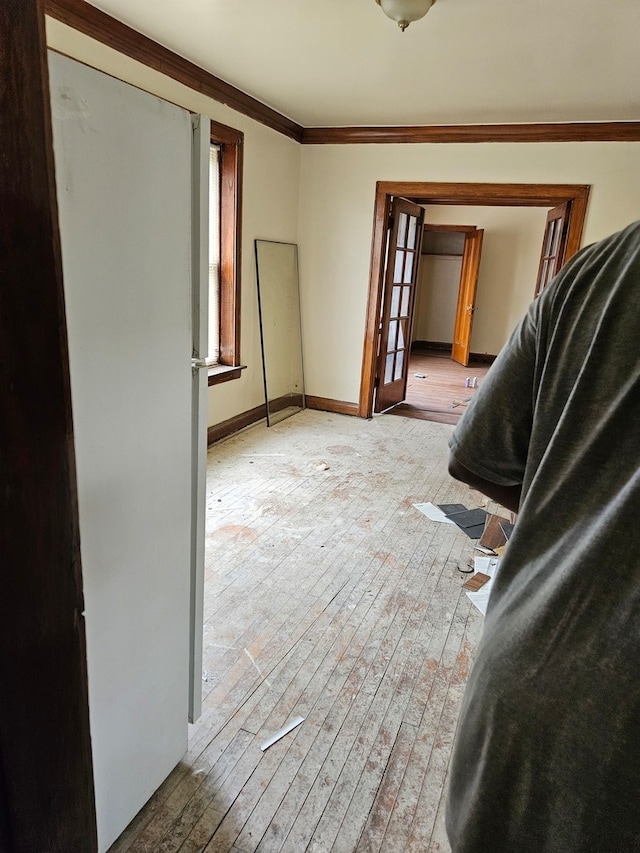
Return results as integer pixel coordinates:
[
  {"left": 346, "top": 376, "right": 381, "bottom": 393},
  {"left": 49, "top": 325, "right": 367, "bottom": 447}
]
[
  {"left": 414, "top": 502, "right": 489, "bottom": 538},
  {"left": 465, "top": 555, "right": 501, "bottom": 615},
  {"left": 413, "top": 502, "right": 456, "bottom": 524}
]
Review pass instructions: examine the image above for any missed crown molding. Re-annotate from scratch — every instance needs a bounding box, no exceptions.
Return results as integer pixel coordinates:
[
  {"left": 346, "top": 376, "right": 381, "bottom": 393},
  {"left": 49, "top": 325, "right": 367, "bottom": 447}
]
[
  {"left": 301, "top": 122, "right": 640, "bottom": 145},
  {"left": 44, "top": 2, "right": 640, "bottom": 146},
  {"left": 44, "top": 0, "right": 304, "bottom": 142}
]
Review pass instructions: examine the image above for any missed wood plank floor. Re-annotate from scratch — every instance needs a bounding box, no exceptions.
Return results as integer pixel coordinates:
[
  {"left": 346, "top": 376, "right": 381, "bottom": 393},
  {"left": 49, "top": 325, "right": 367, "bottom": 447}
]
[
  {"left": 109, "top": 410, "right": 493, "bottom": 853},
  {"left": 392, "top": 351, "right": 492, "bottom": 426}
]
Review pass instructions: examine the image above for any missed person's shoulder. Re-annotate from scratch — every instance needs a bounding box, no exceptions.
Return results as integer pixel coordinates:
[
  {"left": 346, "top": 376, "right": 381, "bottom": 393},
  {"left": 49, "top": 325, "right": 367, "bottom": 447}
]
[
  {"left": 548, "top": 219, "right": 640, "bottom": 285},
  {"left": 534, "top": 219, "right": 640, "bottom": 319},
  {"left": 609, "top": 219, "right": 640, "bottom": 242},
  {"left": 583, "top": 219, "right": 640, "bottom": 258}
]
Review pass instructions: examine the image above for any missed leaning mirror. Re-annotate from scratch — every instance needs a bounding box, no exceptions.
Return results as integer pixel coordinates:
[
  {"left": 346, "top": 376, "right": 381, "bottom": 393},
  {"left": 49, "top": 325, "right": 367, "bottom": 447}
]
[{"left": 255, "top": 240, "right": 305, "bottom": 426}]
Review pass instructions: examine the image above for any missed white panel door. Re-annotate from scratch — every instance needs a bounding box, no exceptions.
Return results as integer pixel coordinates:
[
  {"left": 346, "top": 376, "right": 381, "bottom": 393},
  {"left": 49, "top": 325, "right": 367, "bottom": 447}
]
[{"left": 49, "top": 52, "right": 196, "bottom": 852}]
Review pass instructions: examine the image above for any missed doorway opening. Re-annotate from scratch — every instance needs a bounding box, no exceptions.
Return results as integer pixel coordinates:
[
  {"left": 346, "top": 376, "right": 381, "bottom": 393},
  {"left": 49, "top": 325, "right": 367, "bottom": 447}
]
[
  {"left": 360, "top": 182, "right": 590, "bottom": 420},
  {"left": 401, "top": 223, "right": 488, "bottom": 423}
]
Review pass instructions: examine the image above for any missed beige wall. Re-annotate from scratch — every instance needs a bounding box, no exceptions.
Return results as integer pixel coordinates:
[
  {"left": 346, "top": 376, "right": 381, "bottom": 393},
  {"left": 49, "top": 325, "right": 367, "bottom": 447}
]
[
  {"left": 417, "top": 206, "right": 550, "bottom": 354},
  {"left": 45, "top": 19, "right": 640, "bottom": 416},
  {"left": 413, "top": 255, "right": 462, "bottom": 344},
  {"left": 297, "top": 143, "right": 640, "bottom": 404},
  {"left": 46, "top": 19, "right": 301, "bottom": 430}
]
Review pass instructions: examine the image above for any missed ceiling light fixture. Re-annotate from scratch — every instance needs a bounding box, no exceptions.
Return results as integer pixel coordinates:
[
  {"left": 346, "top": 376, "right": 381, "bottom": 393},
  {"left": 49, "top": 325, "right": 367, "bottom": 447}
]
[{"left": 375, "top": 0, "right": 436, "bottom": 31}]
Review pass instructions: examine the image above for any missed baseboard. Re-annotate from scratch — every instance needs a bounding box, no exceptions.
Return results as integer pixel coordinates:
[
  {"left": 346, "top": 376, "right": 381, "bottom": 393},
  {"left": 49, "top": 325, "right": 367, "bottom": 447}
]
[
  {"left": 412, "top": 340, "right": 451, "bottom": 352},
  {"left": 305, "top": 396, "right": 359, "bottom": 416},
  {"left": 207, "top": 402, "right": 266, "bottom": 445},
  {"left": 271, "top": 393, "right": 304, "bottom": 413},
  {"left": 207, "top": 393, "right": 307, "bottom": 445},
  {"left": 467, "top": 352, "right": 497, "bottom": 365},
  {"left": 411, "top": 340, "right": 496, "bottom": 364}
]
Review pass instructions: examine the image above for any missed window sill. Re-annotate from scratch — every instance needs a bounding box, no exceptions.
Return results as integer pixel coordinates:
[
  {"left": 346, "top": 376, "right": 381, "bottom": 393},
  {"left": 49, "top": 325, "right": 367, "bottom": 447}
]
[{"left": 207, "top": 364, "right": 246, "bottom": 387}]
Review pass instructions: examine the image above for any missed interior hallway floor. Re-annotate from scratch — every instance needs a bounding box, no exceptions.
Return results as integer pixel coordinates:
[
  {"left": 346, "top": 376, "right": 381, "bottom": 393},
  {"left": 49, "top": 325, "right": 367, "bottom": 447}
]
[
  {"left": 109, "top": 409, "right": 493, "bottom": 853},
  {"left": 393, "top": 350, "right": 493, "bottom": 425}
]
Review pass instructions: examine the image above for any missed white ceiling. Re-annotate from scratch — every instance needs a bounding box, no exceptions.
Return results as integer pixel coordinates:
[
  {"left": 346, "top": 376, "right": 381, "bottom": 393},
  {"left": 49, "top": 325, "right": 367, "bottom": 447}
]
[{"left": 89, "top": 0, "right": 640, "bottom": 128}]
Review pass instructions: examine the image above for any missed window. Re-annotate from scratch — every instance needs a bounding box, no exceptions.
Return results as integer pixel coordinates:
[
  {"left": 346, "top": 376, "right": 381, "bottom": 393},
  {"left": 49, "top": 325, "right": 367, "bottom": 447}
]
[
  {"left": 208, "top": 143, "right": 221, "bottom": 363},
  {"left": 207, "top": 120, "right": 243, "bottom": 385}
]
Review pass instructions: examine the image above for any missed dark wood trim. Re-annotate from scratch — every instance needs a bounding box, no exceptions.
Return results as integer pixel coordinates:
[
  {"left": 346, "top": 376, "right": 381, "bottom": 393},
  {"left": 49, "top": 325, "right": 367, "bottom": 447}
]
[
  {"left": 379, "top": 181, "right": 592, "bottom": 208},
  {"left": 423, "top": 223, "right": 478, "bottom": 234},
  {"left": 270, "top": 393, "right": 305, "bottom": 414},
  {"left": 360, "top": 181, "right": 590, "bottom": 418},
  {"left": 207, "top": 365, "right": 245, "bottom": 386},
  {"left": 44, "top": 0, "right": 303, "bottom": 142},
  {"left": 207, "top": 394, "right": 305, "bottom": 444},
  {"left": 213, "top": 122, "right": 243, "bottom": 367},
  {"left": 467, "top": 352, "right": 496, "bottom": 365},
  {"left": 209, "top": 118, "right": 243, "bottom": 146},
  {"left": 305, "top": 396, "right": 360, "bottom": 416},
  {"left": 208, "top": 402, "right": 266, "bottom": 445},
  {"left": 0, "top": 0, "right": 97, "bottom": 849},
  {"left": 302, "top": 122, "right": 640, "bottom": 145},
  {"left": 411, "top": 341, "right": 497, "bottom": 363},
  {"left": 412, "top": 340, "right": 453, "bottom": 352},
  {"left": 208, "top": 394, "right": 359, "bottom": 445}
]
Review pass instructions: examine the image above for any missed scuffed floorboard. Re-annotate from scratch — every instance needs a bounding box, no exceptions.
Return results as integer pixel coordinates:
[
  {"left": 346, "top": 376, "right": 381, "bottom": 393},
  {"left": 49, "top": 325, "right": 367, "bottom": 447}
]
[{"left": 109, "top": 410, "right": 489, "bottom": 853}]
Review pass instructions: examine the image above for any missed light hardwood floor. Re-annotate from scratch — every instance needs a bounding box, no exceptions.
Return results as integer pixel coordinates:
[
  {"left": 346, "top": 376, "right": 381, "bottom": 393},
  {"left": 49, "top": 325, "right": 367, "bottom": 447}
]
[
  {"left": 109, "top": 409, "right": 491, "bottom": 853},
  {"left": 393, "top": 351, "right": 492, "bottom": 425}
]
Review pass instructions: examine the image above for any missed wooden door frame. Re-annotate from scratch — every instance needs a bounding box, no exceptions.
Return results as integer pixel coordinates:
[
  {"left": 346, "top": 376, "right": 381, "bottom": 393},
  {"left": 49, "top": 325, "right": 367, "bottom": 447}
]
[
  {"left": 0, "top": 0, "right": 98, "bottom": 848},
  {"left": 360, "top": 181, "right": 590, "bottom": 418}
]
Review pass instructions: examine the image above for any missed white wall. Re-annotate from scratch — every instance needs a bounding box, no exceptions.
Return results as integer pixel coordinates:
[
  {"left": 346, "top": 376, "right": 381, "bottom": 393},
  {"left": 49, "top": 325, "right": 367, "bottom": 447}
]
[
  {"left": 46, "top": 18, "right": 302, "bottom": 431},
  {"left": 297, "top": 142, "right": 640, "bottom": 404}
]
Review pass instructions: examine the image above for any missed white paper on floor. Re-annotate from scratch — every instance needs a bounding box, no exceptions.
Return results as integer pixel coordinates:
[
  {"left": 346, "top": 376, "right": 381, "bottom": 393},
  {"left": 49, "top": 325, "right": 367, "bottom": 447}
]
[
  {"left": 465, "top": 556, "right": 501, "bottom": 616},
  {"left": 413, "top": 502, "right": 456, "bottom": 524}
]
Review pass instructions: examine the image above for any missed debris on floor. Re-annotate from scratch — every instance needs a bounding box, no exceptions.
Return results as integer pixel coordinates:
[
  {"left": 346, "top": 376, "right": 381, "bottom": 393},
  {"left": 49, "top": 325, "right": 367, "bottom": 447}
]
[
  {"left": 464, "top": 555, "right": 502, "bottom": 615},
  {"left": 413, "top": 502, "right": 456, "bottom": 524},
  {"left": 478, "top": 512, "right": 511, "bottom": 553},
  {"left": 260, "top": 715, "right": 305, "bottom": 752},
  {"left": 457, "top": 558, "right": 475, "bottom": 574},
  {"left": 415, "top": 501, "right": 514, "bottom": 615},
  {"left": 462, "top": 571, "right": 491, "bottom": 591},
  {"left": 440, "top": 506, "right": 488, "bottom": 539},
  {"left": 414, "top": 502, "right": 488, "bottom": 537}
]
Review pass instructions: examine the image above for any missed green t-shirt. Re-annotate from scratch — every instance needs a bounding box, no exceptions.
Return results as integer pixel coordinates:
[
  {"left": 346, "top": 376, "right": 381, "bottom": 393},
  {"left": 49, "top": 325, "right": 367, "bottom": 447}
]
[{"left": 446, "top": 221, "right": 640, "bottom": 853}]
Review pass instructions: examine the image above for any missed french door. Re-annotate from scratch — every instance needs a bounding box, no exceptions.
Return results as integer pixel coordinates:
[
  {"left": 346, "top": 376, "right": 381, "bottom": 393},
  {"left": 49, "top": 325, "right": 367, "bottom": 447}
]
[
  {"left": 374, "top": 197, "right": 424, "bottom": 412},
  {"left": 535, "top": 202, "right": 570, "bottom": 295}
]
